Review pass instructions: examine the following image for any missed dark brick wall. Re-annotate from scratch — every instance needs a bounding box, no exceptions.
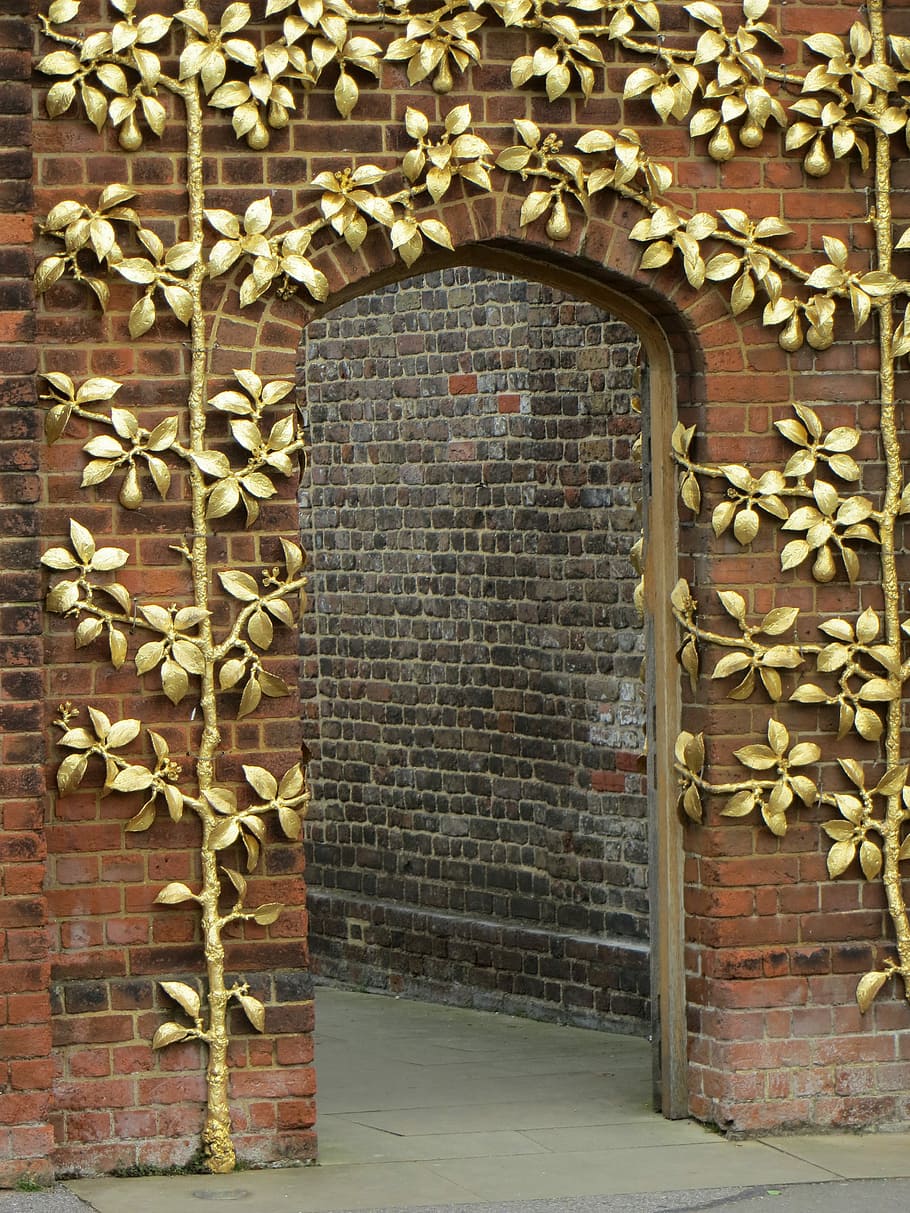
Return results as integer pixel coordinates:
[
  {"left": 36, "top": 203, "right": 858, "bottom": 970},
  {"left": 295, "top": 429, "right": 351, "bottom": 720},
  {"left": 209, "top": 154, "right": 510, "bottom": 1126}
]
[{"left": 300, "top": 268, "right": 650, "bottom": 1030}]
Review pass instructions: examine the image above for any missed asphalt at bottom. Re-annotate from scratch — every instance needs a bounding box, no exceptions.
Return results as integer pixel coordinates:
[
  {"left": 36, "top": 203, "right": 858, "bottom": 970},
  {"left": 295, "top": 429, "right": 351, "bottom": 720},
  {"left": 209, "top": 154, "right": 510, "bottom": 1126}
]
[{"left": 2, "top": 1179, "right": 910, "bottom": 1213}]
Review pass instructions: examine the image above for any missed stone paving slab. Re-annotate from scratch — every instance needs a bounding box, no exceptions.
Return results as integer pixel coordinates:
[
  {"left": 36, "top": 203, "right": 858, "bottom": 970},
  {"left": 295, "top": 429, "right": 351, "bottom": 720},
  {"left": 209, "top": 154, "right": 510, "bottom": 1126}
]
[{"left": 55, "top": 989, "right": 910, "bottom": 1213}]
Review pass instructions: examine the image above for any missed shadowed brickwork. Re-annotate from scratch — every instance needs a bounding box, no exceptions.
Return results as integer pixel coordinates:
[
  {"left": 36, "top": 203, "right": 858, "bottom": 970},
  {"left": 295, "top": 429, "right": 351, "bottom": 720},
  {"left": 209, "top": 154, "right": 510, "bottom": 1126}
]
[{"left": 300, "top": 268, "right": 650, "bottom": 1030}]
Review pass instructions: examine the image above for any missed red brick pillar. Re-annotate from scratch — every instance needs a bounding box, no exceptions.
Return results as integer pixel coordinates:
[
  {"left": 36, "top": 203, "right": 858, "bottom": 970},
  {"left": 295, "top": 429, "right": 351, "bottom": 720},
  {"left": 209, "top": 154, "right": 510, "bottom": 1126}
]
[{"left": 0, "top": 0, "right": 55, "bottom": 1186}]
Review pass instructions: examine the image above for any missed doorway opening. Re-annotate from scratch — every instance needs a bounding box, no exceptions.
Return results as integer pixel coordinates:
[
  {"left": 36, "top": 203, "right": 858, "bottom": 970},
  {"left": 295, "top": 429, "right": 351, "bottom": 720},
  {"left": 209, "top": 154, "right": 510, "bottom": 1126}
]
[{"left": 299, "top": 258, "right": 685, "bottom": 1116}]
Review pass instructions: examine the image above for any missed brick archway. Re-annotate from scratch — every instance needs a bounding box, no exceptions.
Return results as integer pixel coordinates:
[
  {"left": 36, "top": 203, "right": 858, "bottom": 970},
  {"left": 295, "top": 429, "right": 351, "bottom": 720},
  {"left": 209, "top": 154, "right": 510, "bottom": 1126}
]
[{"left": 287, "top": 239, "right": 697, "bottom": 1119}]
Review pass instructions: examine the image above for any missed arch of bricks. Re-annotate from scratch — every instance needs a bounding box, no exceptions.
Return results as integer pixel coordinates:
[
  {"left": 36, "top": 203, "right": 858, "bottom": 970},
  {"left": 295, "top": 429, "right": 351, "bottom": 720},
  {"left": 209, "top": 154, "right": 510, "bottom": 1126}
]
[{"left": 2, "top": 0, "right": 908, "bottom": 1183}]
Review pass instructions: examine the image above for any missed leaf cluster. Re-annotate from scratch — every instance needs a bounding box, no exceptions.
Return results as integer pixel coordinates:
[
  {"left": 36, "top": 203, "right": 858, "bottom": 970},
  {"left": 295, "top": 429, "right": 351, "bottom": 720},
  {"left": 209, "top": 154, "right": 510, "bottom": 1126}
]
[
  {"left": 673, "top": 403, "right": 874, "bottom": 586},
  {"left": 37, "top": 186, "right": 198, "bottom": 336}
]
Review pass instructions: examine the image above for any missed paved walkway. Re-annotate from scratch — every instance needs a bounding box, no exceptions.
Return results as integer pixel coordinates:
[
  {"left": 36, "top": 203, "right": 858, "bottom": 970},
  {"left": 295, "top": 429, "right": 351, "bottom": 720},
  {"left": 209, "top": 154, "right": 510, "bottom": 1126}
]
[{"left": 50, "top": 986, "right": 910, "bottom": 1211}]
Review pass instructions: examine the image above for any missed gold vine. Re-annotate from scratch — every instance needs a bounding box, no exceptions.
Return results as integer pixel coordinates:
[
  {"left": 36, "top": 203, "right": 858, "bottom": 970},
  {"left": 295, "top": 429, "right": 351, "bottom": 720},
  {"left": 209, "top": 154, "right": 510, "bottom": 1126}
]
[{"left": 35, "top": 0, "right": 910, "bottom": 1172}]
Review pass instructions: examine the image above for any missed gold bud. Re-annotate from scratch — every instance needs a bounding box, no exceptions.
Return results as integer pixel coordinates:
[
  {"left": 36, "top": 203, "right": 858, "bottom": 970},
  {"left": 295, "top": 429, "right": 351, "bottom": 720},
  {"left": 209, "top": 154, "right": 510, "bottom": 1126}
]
[
  {"left": 247, "top": 120, "right": 270, "bottom": 150},
  {"left": 812, "top": 545, "right": 836, "bottom": 583},
  {"left": 739, "top": 120, "right": 763, "bottom": 148},
  {"left": 804, "top": 136, "right": 831, "bottom": 177},
  {"left": 546, "top": 197, "right": 571, "bottom": 241},
  {"left": 708, "top": 124, "right": 735, "bottom": 162},
  {"left": 268, "top": 102, "right": 289, "bottom": 130},
  {"left": 807, "top": 324, "right": 833, "bottom": 351},
  {"left": 119, "top": 113, "right": 142, "bottom": 152},
  {"left": 120, "top": 464, "right": 143, "bottom": 510},
  {"left": 779, "top": 313, "right": 803, "bottom": 352},
  {"left": 433, "top": 58, "right": 453, "bottom": 94}
]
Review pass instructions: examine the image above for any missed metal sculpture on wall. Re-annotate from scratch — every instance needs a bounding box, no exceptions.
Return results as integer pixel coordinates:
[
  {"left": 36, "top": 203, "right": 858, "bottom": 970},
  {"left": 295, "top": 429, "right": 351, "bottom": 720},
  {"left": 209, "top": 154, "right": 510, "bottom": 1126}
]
[{"left": 35, "top": 0, "right": 909, "bottom": 1173}]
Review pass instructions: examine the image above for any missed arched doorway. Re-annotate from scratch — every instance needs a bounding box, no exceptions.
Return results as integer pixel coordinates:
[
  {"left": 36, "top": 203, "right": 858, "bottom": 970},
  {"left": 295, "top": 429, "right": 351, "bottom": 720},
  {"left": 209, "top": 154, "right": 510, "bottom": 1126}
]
[{"left": 299, "top": 252, "right": 686, "bottom": 1117}]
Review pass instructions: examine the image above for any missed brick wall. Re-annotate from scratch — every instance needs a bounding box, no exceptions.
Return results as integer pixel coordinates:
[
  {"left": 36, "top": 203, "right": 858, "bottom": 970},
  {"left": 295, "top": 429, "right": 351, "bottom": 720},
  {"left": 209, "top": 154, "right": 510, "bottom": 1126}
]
[
  {"left": 10, "top": 0, "right": 910, "bottom": 1177},
  {"left": 301, "top": 267, "right": 650, "bottom": 1029}
]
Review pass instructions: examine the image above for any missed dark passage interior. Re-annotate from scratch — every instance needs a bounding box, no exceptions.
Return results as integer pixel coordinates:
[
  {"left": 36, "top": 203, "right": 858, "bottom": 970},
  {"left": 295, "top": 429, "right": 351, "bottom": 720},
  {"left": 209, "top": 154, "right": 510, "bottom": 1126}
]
[{"left": 300, "top": 267, "right": 649, "bottom": 1032}]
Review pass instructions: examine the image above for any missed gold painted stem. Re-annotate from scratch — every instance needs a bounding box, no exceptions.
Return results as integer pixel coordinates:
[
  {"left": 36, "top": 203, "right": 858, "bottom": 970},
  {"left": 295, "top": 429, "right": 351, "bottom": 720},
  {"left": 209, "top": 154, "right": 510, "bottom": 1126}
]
[
  {"left": 180, "top": 4, "right": 235, "bottom": 1172},
  {"left": 868, "top": 0, "right": 910, "bottom": 996}
]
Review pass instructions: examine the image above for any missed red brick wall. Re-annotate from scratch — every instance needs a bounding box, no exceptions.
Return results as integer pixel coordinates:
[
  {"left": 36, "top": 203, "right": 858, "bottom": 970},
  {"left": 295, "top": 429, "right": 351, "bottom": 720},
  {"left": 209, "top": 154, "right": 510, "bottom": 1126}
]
[
  {"left": 0, "top": 0, "right": 56, "bottom": 1189},
  {"left": 6, "top": 0, "right": 908, "bottom": 1180}
]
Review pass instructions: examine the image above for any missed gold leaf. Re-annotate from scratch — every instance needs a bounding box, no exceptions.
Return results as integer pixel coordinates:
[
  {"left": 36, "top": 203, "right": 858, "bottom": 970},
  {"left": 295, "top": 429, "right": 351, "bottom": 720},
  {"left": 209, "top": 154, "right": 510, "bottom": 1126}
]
[
  {"left": 856, "top": 970, "right": 889, "bottom": 1014},
  {"left": 682, "top": 784, "right": 702, "bottom": 823},
  {"left": 728, "top": 669, "right": 756, "bottom": 699},
  {"left": 264, "top": 599, "right": 294, "bottom": 628},
  {"left": 760, "top": 607, "right": 799, "bottom": 636},
  {"left": 827, "top": 839, "right": 857, "bottom": 878},
  {"left": 248, "top": 608, "right": 274, "bottom": 650},
  {"left": 238, "top": 993, "right": 266, "bottom": 1032},
  {"left": 154, "top": 882, "right": 196, "bottom": 905},
  {"left": 238, "top": 675, "right": 262, "bottom": 718},
  {"left": 161, "top": 658, "right": 190, "bottom": 705},
  {"left": 58, "top": 753, "right": 88, "bottom": 795},
  {"left": 729, "top": 271, "right": 757, "bottom": 316},
  {"left": 244, "top": 764, "right": 278, "bottom": 801},
  {"left": 860, "top": 840, "right": 883, "bottom": 881},
  {"left": 520, "top": 191, "right": 552, "bottom": 227},
  {"left": 219, "top": 658, "right": 247, "bottom": 690},
  {"left": 334, "top": 71, "right": 358, "bottom": 118},
  {"left": 39, "top": 49, "right": 81, "bottom": 76},
  {"left": 838, "top": 702, "right": 856, "bottom": 739},
  {"left": 251, "top": 903, "right": 283, "bottom": 926},
  {"left": 279, "top": 805, "right": 302, "bottom": 839},
  {"left": 684, "top": 732, "right": 705, "bottom": 773},
  {"left": 680, "top": 471, "right": 701, "bottom": 512},
  {"left": 152, "top": 1022, "right": 192, "bottom": 1050},
  {"left": 721, "top": 789, "right": 756, "bottom": 818},
  {"left": 210, "top": 818, "right": 241, "bottom": 850},
  {"left": 136, "top": 639, "right": 165, "bottom": 676},
  {"left": 788, "top": 742, "right": 820, "bottom": 766},
  {"left": 259, "top": 671, "right": 291, "bottom": 697},
  {"left": 161, "top": 980, "right": 201, "bottom": 1020},
  {"left": 712, "top": 652, "right": 752, "bottom": 680},
  {"left": 781, "top": 539, "right": 810, "bottom": 571},
  {"left": 164, "top": 784, "right": 184, "bottom": 822},
  {"left": 75, "top": 617, "right": 103, "bottom": 648},
  {"left": 820, "top": 618, "right": 854, "bottom": 642},
  {"left": 734, "top": 744, "right": 777, "bottom": 770},
  {"left": 733, "top": 508, "right": 759, "bottom": 545},
  {"left": 129, "top": 295, "right": 156, "bottom": 339},
  {"left": 106, "top": 719, "right": 140, "bottom": 749},
  {"left": 680, "top": 638, "right": 699, "bottom": 690},
  {"left": 762, "top": 803, "right": 788, "bottom": 837},
  {"left": 164, "top": 284, "right": 194, "bottom": 324},
  {"left": 278, "top": 763, "right": 305, "bottom": 799},
  {"left": 856, "top": 607, "right": 880, "bottom": 644},
  {"left": 125, "top": 799, "right": 157, "bottom": 833},
  {"left": 47, "top": 580, "right": 80, "bottom": 614},
  {"left": 207, "top": 479, "right": 241, "bottom": 520},
  {"left": 857, "top": 678, "right": 898, "bottom": 702},
  {"left": 718, "top": 590, "right": 747, "bottom": 622},
  {"left": 110, "top": 764, "right": 154, "bottom": 793},
  {"left": 873, "top": 765, "right": 908, "bottom": 798},
  {"left": 823, "top": 819, "right": 854, "bottom": 841},
  {"left": 109, "top": 628, "right": 128, "bottom": 670},
  {"left": 242, "top": 831, "right": 260, "bottom": 872}
]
